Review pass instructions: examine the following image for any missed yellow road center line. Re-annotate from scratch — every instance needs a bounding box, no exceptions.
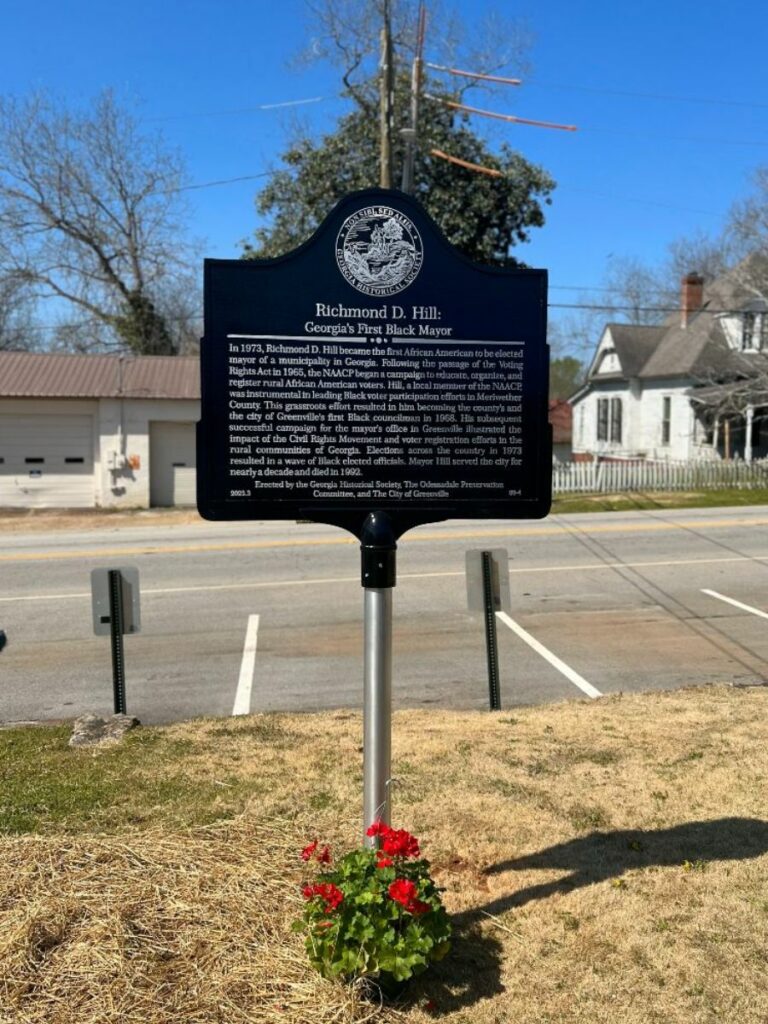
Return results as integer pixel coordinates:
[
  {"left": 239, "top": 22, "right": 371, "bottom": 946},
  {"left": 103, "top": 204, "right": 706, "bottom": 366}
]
[{"left": 1, "top": 515, "right": 767, "bottom": 562}]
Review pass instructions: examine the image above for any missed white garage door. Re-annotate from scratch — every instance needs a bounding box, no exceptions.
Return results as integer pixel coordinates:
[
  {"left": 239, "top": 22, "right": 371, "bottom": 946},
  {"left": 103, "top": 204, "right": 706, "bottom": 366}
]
[
  {"left": 0, "top": 413, "right": 96, "bottom": 508},
  {"left": 149, "top": 421, "right": 197, "bottom": 507}
]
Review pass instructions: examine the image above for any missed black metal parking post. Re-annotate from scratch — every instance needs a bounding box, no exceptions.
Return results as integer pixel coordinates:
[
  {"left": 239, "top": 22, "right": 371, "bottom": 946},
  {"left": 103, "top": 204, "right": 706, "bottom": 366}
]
[
  {"left": 108, "top": 569, "right": 127, "bottom": 715},
  {"left": 481, "top": 551, "right": 502, "bottom": 711}
]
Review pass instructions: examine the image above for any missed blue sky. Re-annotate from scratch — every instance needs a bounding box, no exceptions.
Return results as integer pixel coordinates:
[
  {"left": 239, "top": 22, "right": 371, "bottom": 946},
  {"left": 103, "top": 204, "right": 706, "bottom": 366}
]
[{"left": 2, "top": 0, "right": 767, "bottom": 339}]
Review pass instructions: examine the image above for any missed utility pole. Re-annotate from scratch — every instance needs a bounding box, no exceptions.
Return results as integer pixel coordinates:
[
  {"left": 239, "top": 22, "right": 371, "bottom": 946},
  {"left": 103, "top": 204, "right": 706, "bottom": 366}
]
[
  {"left": 401, "top": 2, "right": 426, "bottom": 194},
  {"left": 379, "top": 0, "right": 394, "bottom": 188}
]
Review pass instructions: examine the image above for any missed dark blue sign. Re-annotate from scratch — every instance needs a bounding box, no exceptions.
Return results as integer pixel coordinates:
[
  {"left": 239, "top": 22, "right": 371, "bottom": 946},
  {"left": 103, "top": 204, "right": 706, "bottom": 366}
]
[{"left": 197, "top": 188, "right": 551, "bottom": 539}]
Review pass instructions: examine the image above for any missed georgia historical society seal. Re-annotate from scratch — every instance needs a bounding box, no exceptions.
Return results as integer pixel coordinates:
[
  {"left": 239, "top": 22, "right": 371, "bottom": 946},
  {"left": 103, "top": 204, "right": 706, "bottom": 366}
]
[{"left": 336, "top": 205, "right": 424, "bottom": 297}]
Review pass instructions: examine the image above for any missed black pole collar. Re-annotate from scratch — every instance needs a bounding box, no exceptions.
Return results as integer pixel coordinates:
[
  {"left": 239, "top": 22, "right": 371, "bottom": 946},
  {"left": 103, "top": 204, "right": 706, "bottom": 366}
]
[{"left": 360, "top": 511, "right": 397, "bottom": 589}]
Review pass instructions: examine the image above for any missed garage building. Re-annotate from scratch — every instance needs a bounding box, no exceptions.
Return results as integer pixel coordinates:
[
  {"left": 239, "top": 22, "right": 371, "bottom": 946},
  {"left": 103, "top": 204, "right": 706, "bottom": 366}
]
[{"left": 0, "top": 351, "right": 201, "bottom": 509}]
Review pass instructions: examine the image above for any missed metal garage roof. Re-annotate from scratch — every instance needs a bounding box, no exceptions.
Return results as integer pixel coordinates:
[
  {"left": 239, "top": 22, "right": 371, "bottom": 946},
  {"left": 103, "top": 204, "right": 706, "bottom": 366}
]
[{"left": 0, "top": 352, "right": 200, "bottom": 399}]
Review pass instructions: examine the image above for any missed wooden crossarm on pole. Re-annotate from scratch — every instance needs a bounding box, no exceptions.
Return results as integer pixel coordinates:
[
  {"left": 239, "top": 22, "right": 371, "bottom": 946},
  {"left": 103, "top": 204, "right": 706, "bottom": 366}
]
[
  {"left": 426, "top": 94, "right": 578, "bottom": 132},
  {"left": 425, "top": 62, "right": 522, "bottom": 86},
  {"left": 429, "top": 148, "right": 503, "bottom": 177}
]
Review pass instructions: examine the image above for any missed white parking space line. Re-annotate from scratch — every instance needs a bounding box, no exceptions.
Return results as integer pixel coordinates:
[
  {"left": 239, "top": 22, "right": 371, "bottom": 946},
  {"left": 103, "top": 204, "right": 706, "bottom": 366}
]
[
  {"left": 232, "top": 614, "right": 260, "bottom": 716},
  {"left": 702, "top": 589, "right": 768, "bottom": 621},
  {"left": 495, "top": 611, "right": 603, "bottom": 699}
]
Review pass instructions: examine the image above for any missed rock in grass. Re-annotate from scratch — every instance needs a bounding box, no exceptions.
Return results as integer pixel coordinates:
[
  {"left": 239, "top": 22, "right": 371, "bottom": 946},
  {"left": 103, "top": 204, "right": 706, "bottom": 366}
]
[{"left": 69, "top": 713, "right": 141, "bottom": 748}]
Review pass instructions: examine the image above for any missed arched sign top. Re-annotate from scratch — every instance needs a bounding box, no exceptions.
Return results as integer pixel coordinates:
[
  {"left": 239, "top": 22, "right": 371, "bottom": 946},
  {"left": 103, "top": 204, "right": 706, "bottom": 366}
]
[{"left": 197, "top": 188, "right": 551, "bottom": 540}]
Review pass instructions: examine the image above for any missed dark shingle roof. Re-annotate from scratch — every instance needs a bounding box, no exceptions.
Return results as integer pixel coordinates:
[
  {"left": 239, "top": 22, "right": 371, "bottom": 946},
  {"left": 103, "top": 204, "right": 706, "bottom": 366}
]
[
  {"left": 587, "top": 260, "right": 768, "bottom": 384},
  {"left": 0, "top": 352, "right": 200, "bottom": 399},
  {"left": 607, "top": 324, "right": 667, "bottom": 377},
  {"left": 637, "top": 318, "right": 729, "bottom": 378}
]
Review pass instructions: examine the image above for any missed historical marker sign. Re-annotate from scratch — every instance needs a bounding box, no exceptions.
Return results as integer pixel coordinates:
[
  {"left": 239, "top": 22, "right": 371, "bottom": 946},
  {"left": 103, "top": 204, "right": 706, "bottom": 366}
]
[{"left": 197, "top": 188, "right": 551, "bottom": 539}]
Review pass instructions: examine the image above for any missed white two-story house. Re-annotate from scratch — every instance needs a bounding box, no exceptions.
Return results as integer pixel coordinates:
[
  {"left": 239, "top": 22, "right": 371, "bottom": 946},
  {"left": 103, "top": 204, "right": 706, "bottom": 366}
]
[{"left": 571, "top": 265, "right": 768, "bottom": 462}]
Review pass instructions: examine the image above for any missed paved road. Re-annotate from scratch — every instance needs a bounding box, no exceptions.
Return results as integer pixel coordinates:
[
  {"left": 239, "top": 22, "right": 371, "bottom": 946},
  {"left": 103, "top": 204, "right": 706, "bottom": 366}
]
[{"left": 2, "top": 506, "right": 768, "bottom": 725}]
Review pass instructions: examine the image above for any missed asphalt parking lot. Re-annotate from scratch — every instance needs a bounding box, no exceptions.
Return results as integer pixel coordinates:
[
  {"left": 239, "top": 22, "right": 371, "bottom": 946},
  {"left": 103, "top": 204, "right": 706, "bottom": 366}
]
[{"left": 2, "top": 505, "right": 768, "bottom": 724}]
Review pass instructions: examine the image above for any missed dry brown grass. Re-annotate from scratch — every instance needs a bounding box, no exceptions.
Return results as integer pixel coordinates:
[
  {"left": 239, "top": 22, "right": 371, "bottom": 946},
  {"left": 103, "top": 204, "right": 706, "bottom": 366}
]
[
  {"left": 0, "top": 507, "right": 205, "bottom": 534},
  {"left": 3, "top": 686, "right": 768, "bottom": 1022},
  {"left": 0, "top": 820, "right": 379, "bottom": 1024}
]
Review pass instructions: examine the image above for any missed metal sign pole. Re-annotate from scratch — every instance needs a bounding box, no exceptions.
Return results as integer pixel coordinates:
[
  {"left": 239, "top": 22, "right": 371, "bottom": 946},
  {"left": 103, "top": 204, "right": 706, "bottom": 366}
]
[
  {"left": 108, "top": 569, "right": 127, "bottom": 715},
  {"left": 481, "top": 551, "right": 502, "bottom": 711},
  {"left": 361, "top": 512, "right": 397, "bottom": 847}
]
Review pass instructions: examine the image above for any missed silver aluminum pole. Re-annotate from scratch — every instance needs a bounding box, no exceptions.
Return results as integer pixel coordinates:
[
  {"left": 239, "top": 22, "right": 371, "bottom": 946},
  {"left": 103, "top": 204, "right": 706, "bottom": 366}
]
[
  {"left": 360, "top": 511, "right": 397, "bottom": 847},
  {"left": 363, "top": 586, "right": 393, "bottom": 846}
]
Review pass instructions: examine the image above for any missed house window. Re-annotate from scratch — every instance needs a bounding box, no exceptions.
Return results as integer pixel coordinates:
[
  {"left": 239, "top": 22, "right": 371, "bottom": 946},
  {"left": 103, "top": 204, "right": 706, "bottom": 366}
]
[
  {"left": 662, "top": 397, "right": 671, "bottom": 445},
  {"left": 741, "top": 312, "right": 767, "bottom": 352},
  {"left": 742, "top": 313, "right": 756, "bottom": 351},
  {"left": 597, "top": 398, "right": 609, "bottom": 441},
  {"left": 610, "top": 398, "right": 622, "bottom": 443}
]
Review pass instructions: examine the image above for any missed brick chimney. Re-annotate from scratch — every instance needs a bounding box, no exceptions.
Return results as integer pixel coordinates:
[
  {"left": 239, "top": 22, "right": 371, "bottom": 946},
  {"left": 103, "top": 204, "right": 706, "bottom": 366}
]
[{"left": 681, "top": 272, "right": 704, "bottom": 328}]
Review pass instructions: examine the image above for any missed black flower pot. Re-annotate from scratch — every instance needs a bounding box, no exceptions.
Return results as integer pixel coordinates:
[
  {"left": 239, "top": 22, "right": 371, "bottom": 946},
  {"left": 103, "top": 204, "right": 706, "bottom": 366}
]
[{"left": 359, "top": 972, "right": 411, "bottom": 1003}]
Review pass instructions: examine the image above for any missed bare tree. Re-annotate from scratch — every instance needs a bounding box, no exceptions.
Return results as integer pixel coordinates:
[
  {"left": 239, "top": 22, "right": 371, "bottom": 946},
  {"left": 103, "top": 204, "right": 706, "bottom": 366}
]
[
  {"left": 587, "top": 164, "right": 768, "bottom": 332},
  {"left": 0, "top": 90, "right": 194, "bottom": 354},
  {"left": 154, "top": 272, "right": 203, "bottom": 355},
  {"left": 298, "top": 0, "right": 532, "bottom": 111},
  {"left": 723, "top": 165, "right": 768, "bottom": 301},
  {"left": 0, "top": 274, "right": 36, "bottom": 350},
  {"left": 686, "top": 169, "right": 768, "bottom": 428},
  {"left": 248, "top": 1, "right": 555, "bottom": 266}
]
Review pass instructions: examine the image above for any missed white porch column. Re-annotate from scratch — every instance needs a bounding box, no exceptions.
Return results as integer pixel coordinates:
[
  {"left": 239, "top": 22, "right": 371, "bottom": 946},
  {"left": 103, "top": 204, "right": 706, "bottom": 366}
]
[
  {"left": 713, "top": 416, "right": 720, "bottom": 455},
  {"left": 745, "top": 405, "right": 754, "bottom": 463}
]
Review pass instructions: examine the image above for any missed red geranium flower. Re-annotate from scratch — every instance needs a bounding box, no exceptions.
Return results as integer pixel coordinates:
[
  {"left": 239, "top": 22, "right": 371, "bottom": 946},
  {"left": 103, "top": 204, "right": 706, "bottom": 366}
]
[
  {"left": 318, "top": 882, "right": 344, "bottom": 912},
  {"left": 301, "top": 839, "right": 319, "bottom": 862},
  {"left": 376, "top": 853, "right": 394, "bottom": 868},
  {"left": 365, "top": 822, "right": 421, "bottom": 860},
  {"left": 381, "top": 828, "right": 421, "bottom": 860},
  {"left": 317, "top": 845, "right": 332, "bottom": 864},
  {"left": 302, "top": 881, "right": 344, "bottom": 913},
  {"left": 388, "top": 877, "right": 430, "bottom": 915}
]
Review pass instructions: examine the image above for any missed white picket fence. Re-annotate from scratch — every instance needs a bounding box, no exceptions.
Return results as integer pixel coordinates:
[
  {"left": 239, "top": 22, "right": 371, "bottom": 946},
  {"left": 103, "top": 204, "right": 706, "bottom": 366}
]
[{"left": 552, "top": 458, "right": 768, "bottom": 494}]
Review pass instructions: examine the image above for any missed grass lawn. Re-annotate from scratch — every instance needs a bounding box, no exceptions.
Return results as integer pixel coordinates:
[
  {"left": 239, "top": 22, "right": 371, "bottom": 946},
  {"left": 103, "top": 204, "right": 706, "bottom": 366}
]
[
  {"left": 2, "top": 686, "right": 768, "bottom": 1022},
  {"left": 550, "top": 486, "right": 768, "bottom": 515}
]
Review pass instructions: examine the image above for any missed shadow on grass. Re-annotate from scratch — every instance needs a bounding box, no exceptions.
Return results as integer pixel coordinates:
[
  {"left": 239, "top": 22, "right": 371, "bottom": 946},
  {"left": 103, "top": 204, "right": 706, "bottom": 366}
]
[
  {"left": 456, "top": 817, "right": 768, "bottom": 923},
  {"left": 380, "top": 820, "right": 768, "bottom": 1015},
  {"left": 407, "top": 924, "right": 505, "bottom": 1015}
]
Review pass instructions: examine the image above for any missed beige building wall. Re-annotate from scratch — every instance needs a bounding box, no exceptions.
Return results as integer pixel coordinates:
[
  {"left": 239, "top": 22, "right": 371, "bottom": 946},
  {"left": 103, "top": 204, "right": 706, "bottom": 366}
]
[{"left": 0, "top": 397, "right": 201, "bottom": 509}]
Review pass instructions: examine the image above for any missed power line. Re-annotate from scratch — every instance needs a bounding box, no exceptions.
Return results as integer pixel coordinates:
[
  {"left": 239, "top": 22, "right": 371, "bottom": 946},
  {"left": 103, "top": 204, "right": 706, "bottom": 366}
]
[
  {"left": 550, "top": 284, "right": 667, "bottom": 294},
  {"left": 17, "top": 283, "right": 674, "bottom": 336},
  {"left": 559, "top": 185, "right": 719, "bottom": 217},
  {"left": 529, "top": 80, "right": 768, "bottom": 112},
  {"left": 17, "top": 311, "right": 204, "bottom": 336},
  {"left": 23, "top": 299, "right": 760, "bottom": 338},
  {"left": 579, "top": 126, "right": 768, "bottom": 149},
  {"left": 162, "top": 172, "right": 272, "bottom": 195},
  {"left": 425, "top": 61, "right": 768, "bottom": 113},
  {"left": 550, "top": 302, "right": 706, "bottom": 314},
  {"left": 144, "top": 96, "right": 327, "bottom": 122},
  {"left": 146, "top": 169, "right": 728, "bottom": 214}
]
